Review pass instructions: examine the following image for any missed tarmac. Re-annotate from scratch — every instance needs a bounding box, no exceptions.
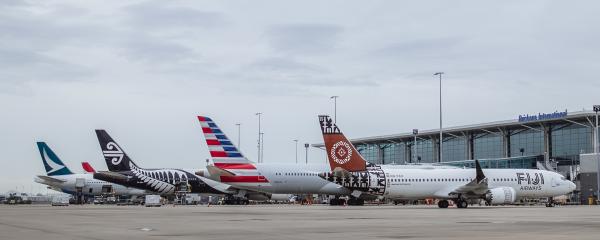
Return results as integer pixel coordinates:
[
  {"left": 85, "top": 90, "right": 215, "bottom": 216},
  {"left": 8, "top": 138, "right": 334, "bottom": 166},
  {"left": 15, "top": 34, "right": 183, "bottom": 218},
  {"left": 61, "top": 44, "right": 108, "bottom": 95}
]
[{"left": 0, "top": 204, "right": 599, "bottom": 240}]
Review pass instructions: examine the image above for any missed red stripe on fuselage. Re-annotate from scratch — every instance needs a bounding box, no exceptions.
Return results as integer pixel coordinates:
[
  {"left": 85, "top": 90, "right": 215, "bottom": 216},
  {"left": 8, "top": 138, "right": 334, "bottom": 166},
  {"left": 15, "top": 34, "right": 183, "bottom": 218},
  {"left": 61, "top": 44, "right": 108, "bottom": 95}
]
[
  {"left": 220, "top": 176, "right": 268, "bottom": 183},
  {"left": 206, "top": 139, "right": 221, "bottom": 145},
  {"left": 214, "top": 163, "right": 256, "bottom": 170}
]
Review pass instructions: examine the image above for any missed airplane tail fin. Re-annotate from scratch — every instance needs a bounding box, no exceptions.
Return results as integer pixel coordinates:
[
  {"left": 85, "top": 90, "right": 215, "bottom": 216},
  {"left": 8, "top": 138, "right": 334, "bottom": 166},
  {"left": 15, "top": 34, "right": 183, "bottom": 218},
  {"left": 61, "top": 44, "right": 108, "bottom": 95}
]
[
  {"left": 197, "top": 116, "right": 254, "bottom": 168},
  {"left": 81, "top": 162, "right": 96, "bottom": 173},
  {"left": 94, "top": 130, "right": 138, "bottom": 172},
  {"left": 36, "top": 142, "right": 74, "bottom": 176},
  {"left": 318, "top": 115, "right": 367, "bottom": 172}
]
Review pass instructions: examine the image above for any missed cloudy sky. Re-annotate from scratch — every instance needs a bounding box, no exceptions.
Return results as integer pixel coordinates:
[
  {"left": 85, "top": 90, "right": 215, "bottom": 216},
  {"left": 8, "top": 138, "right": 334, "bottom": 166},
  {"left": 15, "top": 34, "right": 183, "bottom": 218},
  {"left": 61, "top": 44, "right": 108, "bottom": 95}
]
[{"left": 1, "top": 0, "right": 599, "bottom": 193}]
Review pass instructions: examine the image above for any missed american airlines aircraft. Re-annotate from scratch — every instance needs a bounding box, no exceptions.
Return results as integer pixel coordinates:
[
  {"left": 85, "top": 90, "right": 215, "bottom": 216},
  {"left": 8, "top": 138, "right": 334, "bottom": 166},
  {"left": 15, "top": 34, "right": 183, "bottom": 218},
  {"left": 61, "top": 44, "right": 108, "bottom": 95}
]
[
  {"left": 317, "top": 115, "right": 576, "bottom": 208},
  {"left": 196, "top": 116, "right": 350, "bottom": 199},
  {"left": 34, "top": 142, "right": 148, "bottom": 196},
  {"left": 93, "top": 130, "right": 289, "bottom": 202}
]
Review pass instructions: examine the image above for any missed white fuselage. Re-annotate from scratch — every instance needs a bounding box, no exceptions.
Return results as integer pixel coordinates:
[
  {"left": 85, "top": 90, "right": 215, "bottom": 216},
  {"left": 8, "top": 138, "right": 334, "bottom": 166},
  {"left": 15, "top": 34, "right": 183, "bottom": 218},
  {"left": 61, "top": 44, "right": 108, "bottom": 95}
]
[
  {"left": 35, "top": 174, "right": 149, "bottom": 196},
  {"left": 209, "top": 163, "right": 351, "bottom": 195},
  {"left": 383, "top": 167, "right": 575, "bottom": 200}
]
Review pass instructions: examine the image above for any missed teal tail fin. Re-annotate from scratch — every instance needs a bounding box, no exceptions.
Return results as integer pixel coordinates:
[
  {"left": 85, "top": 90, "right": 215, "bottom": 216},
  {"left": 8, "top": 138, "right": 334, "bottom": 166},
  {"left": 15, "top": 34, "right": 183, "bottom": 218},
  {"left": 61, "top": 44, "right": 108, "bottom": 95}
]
[{"left": 37, "top": 142, "right": 74, "bottom": 176}]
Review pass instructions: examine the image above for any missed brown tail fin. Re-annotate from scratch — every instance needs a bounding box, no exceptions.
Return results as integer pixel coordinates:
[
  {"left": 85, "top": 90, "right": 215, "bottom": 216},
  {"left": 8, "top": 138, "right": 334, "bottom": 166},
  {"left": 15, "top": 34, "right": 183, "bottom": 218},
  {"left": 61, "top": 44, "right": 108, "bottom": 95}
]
[{"left": 319, "top": 115, "right": 367, "bottom": 172}]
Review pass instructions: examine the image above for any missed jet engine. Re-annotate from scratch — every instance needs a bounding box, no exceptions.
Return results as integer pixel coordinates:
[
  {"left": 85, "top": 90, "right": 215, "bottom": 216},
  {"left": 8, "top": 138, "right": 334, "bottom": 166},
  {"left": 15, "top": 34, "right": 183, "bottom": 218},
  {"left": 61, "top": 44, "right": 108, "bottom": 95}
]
[
  {"left": 246, "top": 193, "right": 291, "bottom": 201},
  {"left": 485, "top": 187, "right": 516, "bottom": 205}
]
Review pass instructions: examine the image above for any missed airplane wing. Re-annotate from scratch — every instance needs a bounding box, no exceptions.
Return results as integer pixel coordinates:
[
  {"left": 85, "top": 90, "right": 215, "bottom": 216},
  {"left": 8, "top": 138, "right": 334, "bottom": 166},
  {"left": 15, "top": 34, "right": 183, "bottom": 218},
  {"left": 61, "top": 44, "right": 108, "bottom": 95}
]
[
  {"left": 197, "top": 176, "right": 237, "bottom": 194},
  {"left": 36, "top": 175, "right": 66, "bottom": 184},
  {"left": 434, "top": 160, "right": 489, "bottom": 198}
]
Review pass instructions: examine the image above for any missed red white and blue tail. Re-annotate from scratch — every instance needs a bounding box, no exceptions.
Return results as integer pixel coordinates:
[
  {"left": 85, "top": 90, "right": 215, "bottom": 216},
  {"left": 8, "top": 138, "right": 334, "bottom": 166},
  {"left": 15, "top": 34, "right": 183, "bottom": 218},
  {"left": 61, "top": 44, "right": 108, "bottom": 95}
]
[
  {"left": 197, "top": 116, "right": 268, "bottom": 186},
  {"left": 197, "top": 116, "right": 252, "bottom": 165}
]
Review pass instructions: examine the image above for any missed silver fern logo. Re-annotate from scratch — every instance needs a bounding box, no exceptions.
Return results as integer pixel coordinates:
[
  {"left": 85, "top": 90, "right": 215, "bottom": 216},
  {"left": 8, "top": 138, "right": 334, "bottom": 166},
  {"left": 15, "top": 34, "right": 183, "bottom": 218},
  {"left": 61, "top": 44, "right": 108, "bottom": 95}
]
[
  {"left": 330, "top": 141, "right": 352, "bottom": 165},
  {"left": 103, "top": 142, "right": 124, "bottom": 165}
]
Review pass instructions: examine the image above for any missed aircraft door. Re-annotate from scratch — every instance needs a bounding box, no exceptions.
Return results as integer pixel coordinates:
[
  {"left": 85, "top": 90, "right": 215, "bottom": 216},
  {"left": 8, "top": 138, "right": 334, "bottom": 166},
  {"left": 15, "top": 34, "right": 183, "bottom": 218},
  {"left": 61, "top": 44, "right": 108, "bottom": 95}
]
[{"left": 102, "top": 185, "right": 113, "bottom": 194}]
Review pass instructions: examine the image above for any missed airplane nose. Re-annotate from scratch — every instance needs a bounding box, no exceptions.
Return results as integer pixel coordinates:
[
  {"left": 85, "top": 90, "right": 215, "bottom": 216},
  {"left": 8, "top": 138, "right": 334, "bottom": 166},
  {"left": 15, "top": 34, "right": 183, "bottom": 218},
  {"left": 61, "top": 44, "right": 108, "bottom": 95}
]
[{"left": 568, "top": 181, "right": 576, "bottom": 192}]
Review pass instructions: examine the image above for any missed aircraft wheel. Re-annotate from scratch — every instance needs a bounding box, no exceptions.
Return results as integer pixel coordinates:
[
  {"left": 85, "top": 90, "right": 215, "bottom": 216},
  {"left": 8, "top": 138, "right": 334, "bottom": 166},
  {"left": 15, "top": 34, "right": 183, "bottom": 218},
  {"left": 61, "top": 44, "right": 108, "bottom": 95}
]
[
  {"left": 437, "top": 200, "right": 449, "bottom": 208},
  {"left": 457, "top": 200, "right": 468, "bottom": 209}
]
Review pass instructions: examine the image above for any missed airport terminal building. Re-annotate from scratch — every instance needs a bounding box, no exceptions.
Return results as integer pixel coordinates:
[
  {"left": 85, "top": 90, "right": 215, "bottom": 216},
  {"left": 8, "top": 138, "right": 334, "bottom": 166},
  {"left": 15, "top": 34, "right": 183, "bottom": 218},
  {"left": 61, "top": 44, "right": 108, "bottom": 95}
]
[
  {"left": 316, "top": 110, "right": 600, "bottom": 203},
  {"left": 349, "top": 110, "right": 596, "bottom": 167}
]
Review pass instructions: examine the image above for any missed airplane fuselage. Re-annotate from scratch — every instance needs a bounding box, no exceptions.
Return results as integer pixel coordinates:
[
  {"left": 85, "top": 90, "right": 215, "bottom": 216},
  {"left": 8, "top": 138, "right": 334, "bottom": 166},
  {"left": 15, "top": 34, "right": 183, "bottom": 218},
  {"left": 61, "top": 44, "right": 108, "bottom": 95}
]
[
  {"left": 208, "top": 163, "right": 350, "bottom": 196},
  {"left": 35, "top": 173, "right": 148, "bottom": 196},
  {"left": 322, "top": 166, "right": 575, "bottom": 201},
  {"left": 93, "top": 166, "right": 225, "bottom": 196}
]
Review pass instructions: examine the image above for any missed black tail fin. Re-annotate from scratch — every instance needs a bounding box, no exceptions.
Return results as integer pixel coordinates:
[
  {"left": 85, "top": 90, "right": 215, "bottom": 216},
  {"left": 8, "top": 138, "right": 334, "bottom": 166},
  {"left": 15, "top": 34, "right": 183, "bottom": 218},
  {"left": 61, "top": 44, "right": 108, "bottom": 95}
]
[{"left": 95, "top": 129, "right": 137, "bottom": 172}]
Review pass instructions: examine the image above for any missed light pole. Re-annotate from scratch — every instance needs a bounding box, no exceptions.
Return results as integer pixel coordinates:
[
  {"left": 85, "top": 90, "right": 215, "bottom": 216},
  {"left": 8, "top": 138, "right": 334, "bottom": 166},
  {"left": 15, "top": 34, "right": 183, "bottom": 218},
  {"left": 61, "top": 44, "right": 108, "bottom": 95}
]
[
  {"left": 255, "top": 113, "right": 262, "bottom": 163},
  {"left": 594, "top": 105, "right": 600, "bottom": 153},
  {"left": 294, "top": 139, "right": 298, "bottom": 163},
  {"left": 434, "top": 72, "right": 444, "bottom": 162},
  {"left": 304, "top": 143, "right": 309, "bottom": 164},
  {"left": 260, "top": 132, "right": 264, "bottom": 163},
  {"left": 593, "top": 105, "right": 600, "bottom": 199},
  {"left": 413, "top": 129, "right": 418, "bottom": 164},
  {"left": 330, "top": 96, "right": 339, "bottom": 124},
  {"left": 235, "top": 123, "right": 241, "bottom": 150}
]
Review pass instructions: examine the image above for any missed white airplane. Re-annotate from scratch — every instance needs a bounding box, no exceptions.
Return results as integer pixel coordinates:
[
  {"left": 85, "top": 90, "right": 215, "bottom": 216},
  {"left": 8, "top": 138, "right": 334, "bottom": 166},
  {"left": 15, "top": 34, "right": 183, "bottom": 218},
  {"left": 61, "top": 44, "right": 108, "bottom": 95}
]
[
  {"left": 196, "top": 116, "right": 351, "bottom": 199},
  {"left": 317, "top": 115, "right": 576, "bottom": 208},
  {"left": 34, "top": 142, "right": 149, "bottom": 197}
]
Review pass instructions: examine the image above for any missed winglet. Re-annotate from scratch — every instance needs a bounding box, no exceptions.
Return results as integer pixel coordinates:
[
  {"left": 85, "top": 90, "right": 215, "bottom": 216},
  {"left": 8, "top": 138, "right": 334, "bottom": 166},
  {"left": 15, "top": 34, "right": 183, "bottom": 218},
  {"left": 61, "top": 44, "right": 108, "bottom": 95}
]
[{"left": 475, "top": 159, "right": 486, "bottom": 183}]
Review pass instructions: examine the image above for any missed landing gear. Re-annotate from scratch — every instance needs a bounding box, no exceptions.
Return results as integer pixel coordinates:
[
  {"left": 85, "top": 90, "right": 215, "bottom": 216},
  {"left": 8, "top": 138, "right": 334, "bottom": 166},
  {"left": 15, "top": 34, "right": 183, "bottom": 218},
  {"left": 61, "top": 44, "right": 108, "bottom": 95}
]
[
  {"left": 347, "top": 197, "right": 365, "bottom": 206},
  {"left": 437, "top": 200, "right": 449, "bottom": 208},
  {"left": 456, "top": 199, "right": 468, "bottom": 209},
  {"left": 222, "top": 195, "right": 249, "bottom": 205},
  {"left": 546, "top": 197, "right": 555, "bottom": 207},
  {"left": 329, "top": 197, "right": 347, "bottom": 206}
]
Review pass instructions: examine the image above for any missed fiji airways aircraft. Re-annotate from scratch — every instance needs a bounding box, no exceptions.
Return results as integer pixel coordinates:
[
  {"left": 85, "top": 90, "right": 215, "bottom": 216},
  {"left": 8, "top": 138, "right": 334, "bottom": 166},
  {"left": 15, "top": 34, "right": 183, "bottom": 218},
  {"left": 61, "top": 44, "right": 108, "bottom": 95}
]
[
  {"left": 34, "top": 142, "right": 148, "bottom": 196},
  {"left": 317, "top": 115, "right": 576, "bottom": 208},
  {"left": 196, "top": 116, "right": 350, "bottom": 199}
]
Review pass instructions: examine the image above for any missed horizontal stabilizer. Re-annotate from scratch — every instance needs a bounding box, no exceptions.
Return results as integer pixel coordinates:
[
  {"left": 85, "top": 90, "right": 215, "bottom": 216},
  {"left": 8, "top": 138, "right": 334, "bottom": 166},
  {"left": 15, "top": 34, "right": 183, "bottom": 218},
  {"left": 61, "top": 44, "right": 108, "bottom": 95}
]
[
  {"left": 36, "top": 175, "right": 66, "bottom": 184},
  {"left": 206, "top": 165, "right": 236, "bottom": 177},
  {"left": 332, "top": 167, "right": 352, "bottom": 178}
]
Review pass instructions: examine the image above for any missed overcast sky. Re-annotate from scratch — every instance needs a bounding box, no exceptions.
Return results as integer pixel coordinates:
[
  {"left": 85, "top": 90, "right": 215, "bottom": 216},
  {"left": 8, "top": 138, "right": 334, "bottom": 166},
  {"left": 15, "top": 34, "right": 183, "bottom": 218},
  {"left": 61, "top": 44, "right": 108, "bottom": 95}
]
[{"left": 1, "top": 0, "right": 599, "bottom": 193}]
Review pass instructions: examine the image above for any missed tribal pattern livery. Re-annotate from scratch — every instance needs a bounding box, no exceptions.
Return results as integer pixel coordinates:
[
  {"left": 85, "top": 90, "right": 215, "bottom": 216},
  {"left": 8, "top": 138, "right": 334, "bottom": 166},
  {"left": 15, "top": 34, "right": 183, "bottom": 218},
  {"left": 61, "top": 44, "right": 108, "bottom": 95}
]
[
  {"left": 197, "top": 116, "right": 270, "bottom": 187},
  {"left": 319, "top": 115, "right": 367, "bottom": 172},
  {"left": 320, "top": 166, "right": 387, "bottom": 196},
  {"left": 94, "top": 129, "right": 223, "bottom": 195}
]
